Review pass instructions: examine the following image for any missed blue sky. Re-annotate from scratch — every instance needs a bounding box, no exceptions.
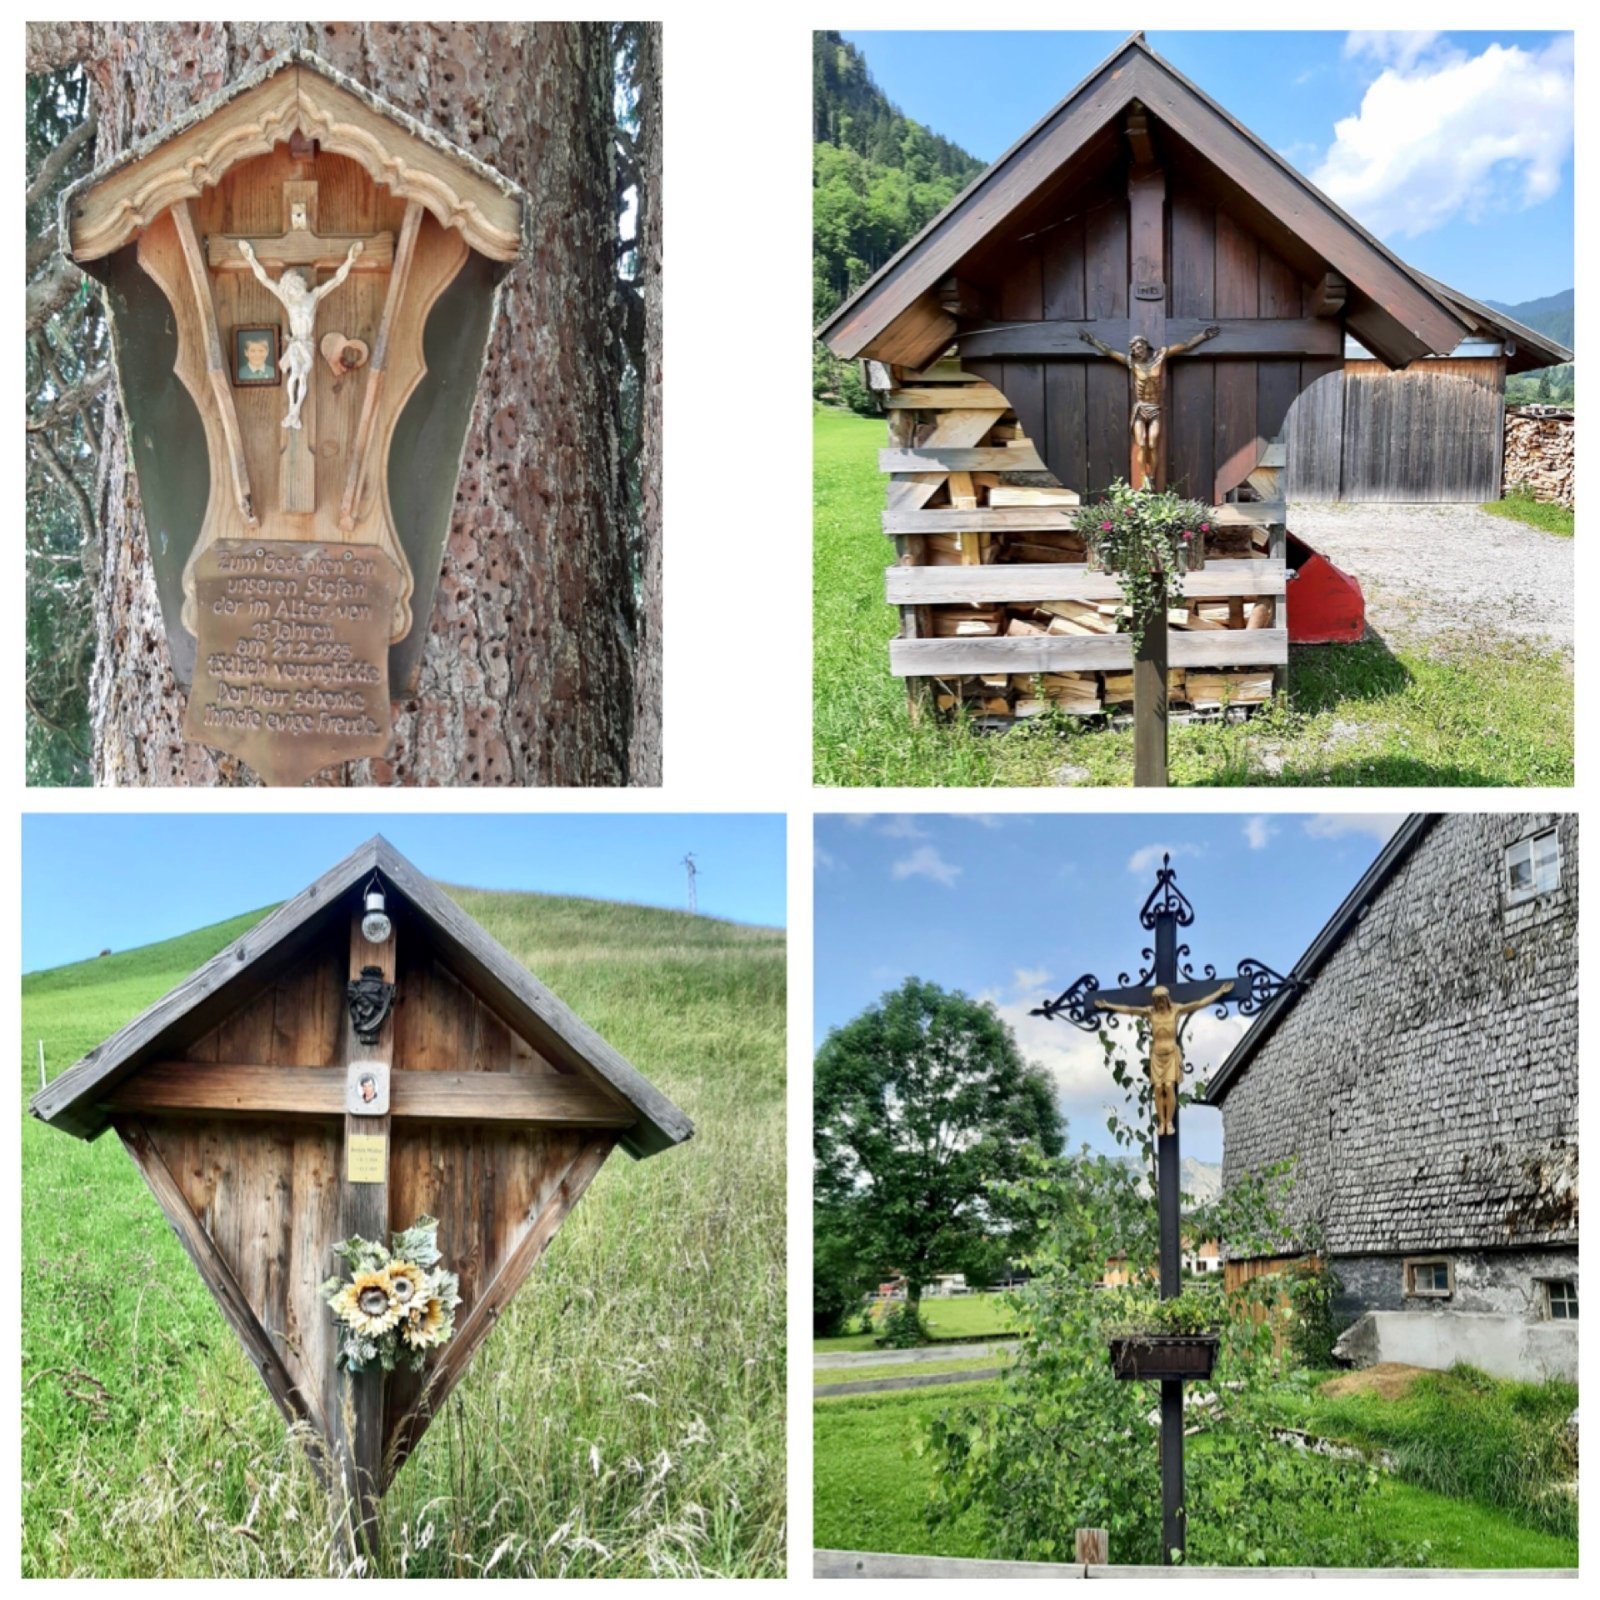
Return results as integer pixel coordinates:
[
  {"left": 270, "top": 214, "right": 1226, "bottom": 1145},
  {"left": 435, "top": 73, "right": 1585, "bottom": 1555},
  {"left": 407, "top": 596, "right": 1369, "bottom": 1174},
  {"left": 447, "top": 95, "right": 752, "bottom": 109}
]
[
  {"left": 22, "top": 814, "right": 786, "bottom": 972},
  {"left": 839, "top": 30, "right": 1573, "bottom": 306},
  {"left": 815, "top": 812, "right": 1407, "bottom": 1163}
]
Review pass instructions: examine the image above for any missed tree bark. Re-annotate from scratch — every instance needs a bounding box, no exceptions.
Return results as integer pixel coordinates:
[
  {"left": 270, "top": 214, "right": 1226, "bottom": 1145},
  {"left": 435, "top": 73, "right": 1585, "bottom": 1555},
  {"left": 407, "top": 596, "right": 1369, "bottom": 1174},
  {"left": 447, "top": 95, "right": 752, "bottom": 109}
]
[
  {"left": 627, "top": 23, "right": 663, "bottom": 787},
  {"left": 79, "top": 21, "right": 642, "bottom": 786}
]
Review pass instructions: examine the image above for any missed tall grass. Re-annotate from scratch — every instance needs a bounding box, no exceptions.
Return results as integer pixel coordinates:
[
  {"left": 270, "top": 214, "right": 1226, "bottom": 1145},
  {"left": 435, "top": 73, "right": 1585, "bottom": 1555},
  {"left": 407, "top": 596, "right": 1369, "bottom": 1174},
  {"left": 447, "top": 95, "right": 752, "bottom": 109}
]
[
  {"left": 21, "top": 888, "right": 786, "bottom": 1578},
  {"left": 1268, "top": 1365, "right": 1578, "bottom": 1541}
]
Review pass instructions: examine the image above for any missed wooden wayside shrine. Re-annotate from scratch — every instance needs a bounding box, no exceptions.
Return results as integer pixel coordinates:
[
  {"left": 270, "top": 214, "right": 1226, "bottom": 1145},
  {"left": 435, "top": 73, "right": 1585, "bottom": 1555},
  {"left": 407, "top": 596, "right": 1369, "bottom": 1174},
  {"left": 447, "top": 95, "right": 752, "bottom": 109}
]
[
  {"left": 60, "top": 52, "right": 529, "bottom": 784},
  {"left": 816, "top": 32, "right": 1557, "bottom": 781},
  {"left": 29, "top": 837, "right": 692, "bottom": 1544}
]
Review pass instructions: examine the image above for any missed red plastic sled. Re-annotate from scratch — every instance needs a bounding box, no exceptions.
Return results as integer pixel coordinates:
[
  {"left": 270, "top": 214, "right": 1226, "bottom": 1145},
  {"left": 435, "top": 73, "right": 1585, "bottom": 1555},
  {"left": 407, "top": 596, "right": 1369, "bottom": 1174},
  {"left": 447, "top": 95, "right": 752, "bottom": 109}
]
[{"left": 1285, "top": 530, "right": 1365, "bottom": 645}]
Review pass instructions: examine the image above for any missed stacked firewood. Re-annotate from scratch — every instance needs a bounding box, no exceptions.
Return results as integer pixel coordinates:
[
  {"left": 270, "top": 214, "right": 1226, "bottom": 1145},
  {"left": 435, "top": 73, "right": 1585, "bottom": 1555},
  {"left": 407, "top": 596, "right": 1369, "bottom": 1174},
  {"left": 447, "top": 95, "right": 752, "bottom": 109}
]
[{"left": 1504, "top": 409, "right": 1574, "bottom": 508}]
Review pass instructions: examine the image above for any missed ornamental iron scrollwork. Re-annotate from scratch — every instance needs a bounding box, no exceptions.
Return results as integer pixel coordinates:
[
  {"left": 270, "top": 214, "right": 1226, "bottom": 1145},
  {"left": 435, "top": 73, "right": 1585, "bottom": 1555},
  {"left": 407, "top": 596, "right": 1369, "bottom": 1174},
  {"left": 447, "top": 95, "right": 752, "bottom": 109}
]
[
  {"left": 1032, "top": 973, "right": 1104, "bottom": 1032},
  {"left": 1228, "top": 957, "right": 1301, "bottom": 1017},
  {"left": 1139, "top": 853, "right": 1196, "bottom": 930}
]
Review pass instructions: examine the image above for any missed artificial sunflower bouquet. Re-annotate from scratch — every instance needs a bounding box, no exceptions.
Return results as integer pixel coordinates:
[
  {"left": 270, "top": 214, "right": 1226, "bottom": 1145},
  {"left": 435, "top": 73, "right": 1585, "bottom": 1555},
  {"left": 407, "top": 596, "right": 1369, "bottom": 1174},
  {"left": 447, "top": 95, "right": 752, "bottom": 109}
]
[{"left": 322, "top": 1215, "right": 462, "bottom": 1373}]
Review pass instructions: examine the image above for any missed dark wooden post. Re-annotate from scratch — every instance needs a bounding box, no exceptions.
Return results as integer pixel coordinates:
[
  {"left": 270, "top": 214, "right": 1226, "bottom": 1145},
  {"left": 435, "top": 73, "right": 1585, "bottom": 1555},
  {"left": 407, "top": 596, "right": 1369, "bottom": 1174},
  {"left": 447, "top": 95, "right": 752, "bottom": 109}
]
[
  {"left": 336, "top": 911, "right": 396, "bottom": 1552},
  {"left": 1128, "top": 119, "right": 1170, "bottom": 787}
]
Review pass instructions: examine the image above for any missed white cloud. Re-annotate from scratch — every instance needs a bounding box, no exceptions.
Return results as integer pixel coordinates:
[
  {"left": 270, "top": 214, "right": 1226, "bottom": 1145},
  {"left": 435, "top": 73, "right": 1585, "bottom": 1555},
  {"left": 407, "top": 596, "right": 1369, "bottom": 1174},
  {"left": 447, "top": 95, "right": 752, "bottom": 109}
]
[
  {"left": 1127, "top": 842, "right": 1196, "bottom": 876},
  {"left": 1243, "top": 816, "right": 1276, "bottom": 851},
  {"left": 841, "top": 815, "right": 872, "bottom": 829},
  {"left": 815, "top": 843, "right": 837, "bottom": 870},
  {"left": 1344, "top": 31, "right": 1444, "bottom": 72},
  {"left": 891, "top": 845, "right": 961, "bottom": 887},
  {"left": 1013, "top": 966, "right": 1052, "bottom": 995},
  {"left": 1304, "top": 814, "right": 1407, "bottom": 842},
  {"left": 955, "top": 814, "right": 1006, "bottom": 828},
  {"left": 878, "top": 815, "right": 930, "bottom": 840},
  {"left": 1314, "top": 35, "right": 1573, "bottom": 240}
]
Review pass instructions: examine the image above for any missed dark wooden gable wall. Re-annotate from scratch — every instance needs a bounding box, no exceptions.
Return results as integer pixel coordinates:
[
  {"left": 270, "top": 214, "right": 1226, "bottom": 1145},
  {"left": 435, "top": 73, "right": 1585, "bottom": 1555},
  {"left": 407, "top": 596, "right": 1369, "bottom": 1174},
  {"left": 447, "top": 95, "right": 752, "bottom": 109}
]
[{"left": 962, "top": 153, "right": 1342, "bottom": 503}]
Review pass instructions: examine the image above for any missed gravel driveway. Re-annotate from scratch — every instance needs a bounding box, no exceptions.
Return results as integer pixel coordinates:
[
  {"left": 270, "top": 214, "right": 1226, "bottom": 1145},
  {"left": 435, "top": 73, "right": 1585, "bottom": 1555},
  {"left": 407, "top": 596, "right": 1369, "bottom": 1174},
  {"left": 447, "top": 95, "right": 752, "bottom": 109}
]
[{"left": 1287, "top": 503, "right": 1572, "bottom": 655}]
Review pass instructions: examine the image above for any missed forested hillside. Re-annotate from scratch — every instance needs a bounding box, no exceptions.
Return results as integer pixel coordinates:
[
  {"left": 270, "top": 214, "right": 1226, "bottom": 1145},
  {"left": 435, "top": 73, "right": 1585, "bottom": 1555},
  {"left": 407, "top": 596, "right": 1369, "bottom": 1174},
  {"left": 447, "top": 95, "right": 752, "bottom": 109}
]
[
  {"left": 813, "top": 31, "right": 983, "bottom": 411},
  {"left": 1492, "top": 288, "right": 1575, "bottom": 407}
]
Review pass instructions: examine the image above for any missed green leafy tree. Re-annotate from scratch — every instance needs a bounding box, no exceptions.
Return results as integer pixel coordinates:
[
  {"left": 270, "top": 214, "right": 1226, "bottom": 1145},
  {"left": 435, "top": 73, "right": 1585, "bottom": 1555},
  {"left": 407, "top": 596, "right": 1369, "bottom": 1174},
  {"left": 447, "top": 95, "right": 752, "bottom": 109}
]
[{"left": 813, "top": 977, "right": 1064, "bottom": 1310}]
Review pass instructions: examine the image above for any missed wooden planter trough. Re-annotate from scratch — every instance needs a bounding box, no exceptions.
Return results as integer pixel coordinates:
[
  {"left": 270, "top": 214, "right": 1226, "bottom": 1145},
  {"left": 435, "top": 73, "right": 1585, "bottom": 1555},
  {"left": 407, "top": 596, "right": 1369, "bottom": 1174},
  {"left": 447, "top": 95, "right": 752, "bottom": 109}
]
[{"left": 1108, "top": 1333, "right": 1219, "bottom": 1382}]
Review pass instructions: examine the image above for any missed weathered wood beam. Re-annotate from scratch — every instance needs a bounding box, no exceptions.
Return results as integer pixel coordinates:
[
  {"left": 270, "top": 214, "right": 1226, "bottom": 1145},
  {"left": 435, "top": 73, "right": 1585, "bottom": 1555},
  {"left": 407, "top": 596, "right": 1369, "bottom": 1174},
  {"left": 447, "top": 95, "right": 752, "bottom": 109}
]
[
  {"left": 891, "top": 628, "right": 1287, "bottom": 677},
  {"left": 879, "top": 444, "right": 1047, "bottom": 474},
  {"left": 937, "top": 274, "right": 991, "bottom": 319},
  {"left": 1311, "top": 271, "right": 1347, "bottom": 317},
  {"left": 882, "top": 382, "right": 1010, "bottom": 409},
  {"left": 883, "top": 502, "right": 1283, "bottom": 535},
  {"left": 885, "top": 559, "right": 1286, "bottom": 606},
  {"left": 1126, "top": 102, "right": 1156, "bottom": 168},
  {"left": 956, "top": 318, "right": 1342, "bottom": 361},
  {"left": 104, "top": 1063, "right": 636, "bottom": 1127}
]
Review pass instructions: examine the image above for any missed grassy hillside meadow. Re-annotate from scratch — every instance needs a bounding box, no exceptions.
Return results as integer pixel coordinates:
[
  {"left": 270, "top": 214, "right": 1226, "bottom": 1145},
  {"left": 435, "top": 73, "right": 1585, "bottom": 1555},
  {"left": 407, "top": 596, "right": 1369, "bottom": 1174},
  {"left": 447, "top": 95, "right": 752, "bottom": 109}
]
[
  {"left": 814, "top": 407, "right": 1573, "bottom": 787},
  {"left": 21, "top": 889, "right": 785, "bottom": 1578}
]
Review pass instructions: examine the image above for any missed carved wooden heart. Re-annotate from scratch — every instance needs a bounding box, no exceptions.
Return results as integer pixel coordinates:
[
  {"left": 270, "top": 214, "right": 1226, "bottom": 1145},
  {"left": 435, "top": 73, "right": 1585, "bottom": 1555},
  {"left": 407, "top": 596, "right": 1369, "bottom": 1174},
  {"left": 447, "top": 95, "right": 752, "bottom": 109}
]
[{"left": 320, "top": 332, "right": 370, "bottom": 378}]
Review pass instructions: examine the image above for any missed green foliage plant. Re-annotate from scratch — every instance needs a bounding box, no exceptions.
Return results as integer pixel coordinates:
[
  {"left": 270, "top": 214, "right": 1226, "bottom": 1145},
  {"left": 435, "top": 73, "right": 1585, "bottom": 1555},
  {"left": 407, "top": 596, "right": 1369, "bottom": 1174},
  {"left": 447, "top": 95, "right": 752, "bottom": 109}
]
[
  {"left": 922, "top": 1029, "right": 1407, "bottom": 1567},
  {"left": 1074, "top": 479, "right": 1211, "bottom": 653},
  {"left": 875, "top": 1301, "right": 928, "bottom": 1349},
  {"left": 1286, "top": 1240, "right": 1343, "bottom": 1370}
]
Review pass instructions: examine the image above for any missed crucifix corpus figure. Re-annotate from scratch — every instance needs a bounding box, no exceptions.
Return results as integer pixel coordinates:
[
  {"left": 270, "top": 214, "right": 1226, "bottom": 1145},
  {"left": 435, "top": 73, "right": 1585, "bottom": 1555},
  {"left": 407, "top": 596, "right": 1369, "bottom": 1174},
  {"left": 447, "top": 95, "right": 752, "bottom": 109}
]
[
  {"left": 239, "top": 238, "right": 364, "bottom": 431},
  {"left": 1079, "top": 324, "right": 1221, "bottom": 488},
  {"left": 1094, "top": 980, "right": 1232, "bottom": 1136}
]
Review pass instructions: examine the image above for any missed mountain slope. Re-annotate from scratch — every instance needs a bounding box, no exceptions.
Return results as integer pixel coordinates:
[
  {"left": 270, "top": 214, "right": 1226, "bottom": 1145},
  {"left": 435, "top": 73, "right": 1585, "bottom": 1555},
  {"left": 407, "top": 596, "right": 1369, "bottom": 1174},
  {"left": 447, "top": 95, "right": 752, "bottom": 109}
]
[{"left": 1484, "top": 287, "right": 1573, "bottom": 351}]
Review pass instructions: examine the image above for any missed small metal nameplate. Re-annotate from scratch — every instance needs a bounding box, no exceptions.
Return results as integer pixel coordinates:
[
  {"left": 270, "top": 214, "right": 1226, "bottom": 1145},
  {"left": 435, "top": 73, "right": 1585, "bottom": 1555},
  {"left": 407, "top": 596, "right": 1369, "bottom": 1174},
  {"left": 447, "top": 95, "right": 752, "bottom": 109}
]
[{"left": 346, "top": 1134, "right": 388, "bottom": 1183}]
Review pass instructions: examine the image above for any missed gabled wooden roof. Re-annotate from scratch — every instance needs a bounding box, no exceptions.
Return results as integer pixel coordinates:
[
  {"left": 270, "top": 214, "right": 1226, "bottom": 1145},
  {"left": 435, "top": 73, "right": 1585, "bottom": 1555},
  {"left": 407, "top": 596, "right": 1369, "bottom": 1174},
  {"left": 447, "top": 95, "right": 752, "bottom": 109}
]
[
  {"left": 1421, "top": 277, "right": 1574, "bottom": 374},
  {"left": 817, "top": 32, "right": 1473, "bottom": 370},
  {"left": 28, "top": 836, "right": 693, "bottom": 1159},
  {"left": 61, "top": 49, "right": 527, "bottom": 265}
]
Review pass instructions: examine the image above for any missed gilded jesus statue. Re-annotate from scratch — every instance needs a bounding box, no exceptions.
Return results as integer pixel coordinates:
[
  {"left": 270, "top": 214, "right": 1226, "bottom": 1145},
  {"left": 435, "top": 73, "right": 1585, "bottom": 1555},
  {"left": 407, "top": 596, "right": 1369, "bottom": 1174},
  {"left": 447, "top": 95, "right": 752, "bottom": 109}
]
[
  {"left": 238, "top": 238, "right": 364, "bottom": 431},
  {"left": 1095, "top": 980, "right": 1233, "bottom": 1137},
  {"left": 1079, "top": 324, "right": 1221, "bottom": 488}
]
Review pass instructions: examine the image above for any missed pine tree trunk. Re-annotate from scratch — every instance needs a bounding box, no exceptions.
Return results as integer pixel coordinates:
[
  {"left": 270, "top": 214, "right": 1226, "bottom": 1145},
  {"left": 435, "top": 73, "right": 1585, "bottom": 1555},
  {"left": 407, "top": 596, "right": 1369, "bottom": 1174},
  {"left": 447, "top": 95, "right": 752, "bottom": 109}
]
[
  {"left": 628, "top": 23, "right": 664, "bottom": 787},
  {"left": 78, "top": 21, "right": 639, "bottom": 786}
]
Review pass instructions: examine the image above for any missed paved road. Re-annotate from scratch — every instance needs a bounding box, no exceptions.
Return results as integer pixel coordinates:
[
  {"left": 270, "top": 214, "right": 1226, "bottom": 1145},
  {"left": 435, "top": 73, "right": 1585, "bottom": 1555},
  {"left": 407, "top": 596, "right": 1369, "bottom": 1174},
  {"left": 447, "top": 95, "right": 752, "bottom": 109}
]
[
  {"left": 814, "top": 1339, "right": 1018, "bottom": 1370},
  {"left": 1289, "top": 502, "right": 1572, "bottom": 655}
]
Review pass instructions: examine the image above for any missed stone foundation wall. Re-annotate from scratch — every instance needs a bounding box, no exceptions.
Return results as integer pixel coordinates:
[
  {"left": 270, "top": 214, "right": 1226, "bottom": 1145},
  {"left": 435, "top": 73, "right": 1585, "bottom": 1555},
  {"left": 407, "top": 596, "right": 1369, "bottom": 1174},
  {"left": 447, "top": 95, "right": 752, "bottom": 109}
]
[{"left": 1504, "top": 407, "right": 1575, "bottom": 507}]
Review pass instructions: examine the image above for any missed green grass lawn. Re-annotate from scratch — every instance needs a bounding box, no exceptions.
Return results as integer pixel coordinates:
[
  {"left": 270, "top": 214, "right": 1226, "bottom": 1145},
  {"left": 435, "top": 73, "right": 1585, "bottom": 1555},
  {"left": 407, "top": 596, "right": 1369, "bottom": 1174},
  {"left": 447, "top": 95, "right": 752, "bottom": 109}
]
[
  {"left": 815, "top": 407, "right": 1573, "bottom": 787},
  {"left": 1482, "top": 487, "right": 1574, "bottom": 537},
  {"left": 22, "top": 890, "right": 786, "bottom": 1579},
  {"left": 813, "top": 1292, "right": 1017, "bottom": 1352},
  {"left": 814, "top": 1378, "right": 1579, "bottom": 1568}
]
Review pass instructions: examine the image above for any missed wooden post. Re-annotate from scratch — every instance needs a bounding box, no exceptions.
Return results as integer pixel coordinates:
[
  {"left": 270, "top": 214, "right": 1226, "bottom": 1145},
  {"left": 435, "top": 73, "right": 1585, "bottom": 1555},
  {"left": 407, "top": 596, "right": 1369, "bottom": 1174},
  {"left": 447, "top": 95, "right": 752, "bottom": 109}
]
[
  {"left": 1133, "top": 585, "right": 1169, "bottom": 787},
  {"left": 37, "top": 1040, "right": 46, "bottom": 1091},
  {"left": 336, "top": 911, "right": 396, "bottom": 1553},
  {"left": 1074, "top": 1527, "right": 1109, "bottom": 1564}
]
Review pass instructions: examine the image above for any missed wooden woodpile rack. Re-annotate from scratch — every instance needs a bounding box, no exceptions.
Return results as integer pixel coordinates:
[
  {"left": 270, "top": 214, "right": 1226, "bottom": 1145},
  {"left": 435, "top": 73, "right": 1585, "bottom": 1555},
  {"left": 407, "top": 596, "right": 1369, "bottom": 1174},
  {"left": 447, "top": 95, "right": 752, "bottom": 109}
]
[{"left": 877, "top": 359, "right": 1287, "bottom": 727}]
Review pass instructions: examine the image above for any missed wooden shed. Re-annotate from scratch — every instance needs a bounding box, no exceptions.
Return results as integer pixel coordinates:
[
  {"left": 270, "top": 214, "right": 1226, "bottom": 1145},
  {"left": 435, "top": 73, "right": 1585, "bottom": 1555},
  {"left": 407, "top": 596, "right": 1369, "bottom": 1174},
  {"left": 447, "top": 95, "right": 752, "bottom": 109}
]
[
  {"left": 28, "top": 835, "right": 692, "bottom": 1536},
  {"left": 816, "top": 32, "right": 1572, "bottom": 724}
]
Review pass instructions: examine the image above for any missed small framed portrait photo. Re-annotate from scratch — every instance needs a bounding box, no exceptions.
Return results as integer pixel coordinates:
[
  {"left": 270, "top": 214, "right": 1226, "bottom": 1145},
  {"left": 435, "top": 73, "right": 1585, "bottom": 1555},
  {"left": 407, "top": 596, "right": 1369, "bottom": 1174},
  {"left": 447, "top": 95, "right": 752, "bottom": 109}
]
[{"left": 233, "top": 323, "right": 281, "bottom": 387}]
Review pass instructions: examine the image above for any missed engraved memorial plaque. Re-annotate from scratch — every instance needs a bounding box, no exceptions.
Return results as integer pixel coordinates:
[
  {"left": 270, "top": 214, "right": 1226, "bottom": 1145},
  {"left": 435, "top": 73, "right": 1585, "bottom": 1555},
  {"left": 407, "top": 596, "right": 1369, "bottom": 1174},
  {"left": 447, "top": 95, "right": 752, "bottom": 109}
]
[
  {"left": 346, "top": 1133, "right": 388, "bottom": 1184},
  {"left": 185, "top": 540, "right": 400, "bottom": 784}
]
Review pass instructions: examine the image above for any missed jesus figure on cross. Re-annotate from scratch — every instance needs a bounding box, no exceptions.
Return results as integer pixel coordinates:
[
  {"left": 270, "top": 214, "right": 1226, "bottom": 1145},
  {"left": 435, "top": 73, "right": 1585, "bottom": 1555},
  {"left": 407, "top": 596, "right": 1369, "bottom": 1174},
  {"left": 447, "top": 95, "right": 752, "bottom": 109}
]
[
  {"left": 1079, "top": 324, "right": 1221, "bottom": 488},
  {"left": 1094, "top": 980, "right": 1232, "bottom": 1137},
  {"left": 238, "top": 237, "right": 364, "bottom": 431}
]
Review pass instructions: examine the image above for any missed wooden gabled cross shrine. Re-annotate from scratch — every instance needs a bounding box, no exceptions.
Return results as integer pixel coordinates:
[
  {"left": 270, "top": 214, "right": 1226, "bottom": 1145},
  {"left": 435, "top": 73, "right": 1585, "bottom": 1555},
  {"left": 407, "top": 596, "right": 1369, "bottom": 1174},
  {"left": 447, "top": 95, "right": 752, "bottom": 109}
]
[
  {"left": 818, "top": 31, "right": 1483, "bottom": 785},
  {"left": 29, "top": 837, "right": 692, "bottom": 1543},
  {"left": 60, "top": 52, "right": 528, "bottom": 784}
]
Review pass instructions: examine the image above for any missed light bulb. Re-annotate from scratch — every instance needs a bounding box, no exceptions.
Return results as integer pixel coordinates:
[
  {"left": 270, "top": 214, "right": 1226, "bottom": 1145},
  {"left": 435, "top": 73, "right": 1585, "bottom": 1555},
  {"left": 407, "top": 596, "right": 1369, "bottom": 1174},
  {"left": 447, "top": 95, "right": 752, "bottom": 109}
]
[{"left": 362, "top": 888, "right": 391, "bottom": 944}]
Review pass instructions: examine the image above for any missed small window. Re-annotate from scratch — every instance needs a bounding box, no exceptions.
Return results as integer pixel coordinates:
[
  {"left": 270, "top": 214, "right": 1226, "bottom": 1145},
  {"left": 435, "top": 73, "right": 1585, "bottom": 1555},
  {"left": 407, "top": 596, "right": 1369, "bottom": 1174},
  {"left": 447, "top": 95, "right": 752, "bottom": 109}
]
[
  {"left": 1404, "top": 1257, "right": 1452, "bottom": 1298},
  {"left": 1506, "top": 828, "right": 1561, "bottom": 902},
  {"left": 1543, "top": 1280, "right": 1578, "bottom": 1320}
]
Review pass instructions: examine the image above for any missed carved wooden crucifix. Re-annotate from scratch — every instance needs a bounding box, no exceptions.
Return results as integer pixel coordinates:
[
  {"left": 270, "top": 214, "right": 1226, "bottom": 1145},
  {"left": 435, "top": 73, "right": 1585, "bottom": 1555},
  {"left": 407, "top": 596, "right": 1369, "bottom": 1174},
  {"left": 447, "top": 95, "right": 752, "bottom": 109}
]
[{"left": 207, "top": 179, "right": 396, "bottom": 515}]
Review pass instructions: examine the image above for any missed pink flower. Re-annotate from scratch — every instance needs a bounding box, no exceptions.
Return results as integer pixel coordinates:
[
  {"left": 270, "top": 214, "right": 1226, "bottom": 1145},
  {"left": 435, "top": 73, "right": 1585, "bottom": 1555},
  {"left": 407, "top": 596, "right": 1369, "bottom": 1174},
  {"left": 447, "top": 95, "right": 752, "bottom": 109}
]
[
  {"left": 1200, "top": 522, "right": 1210, "bottom": 533},
  {"left": 1101, "top": 520, "right": 1114, "bottom": 531},
  {"left": 1182, "top": 531, "right": 1193, "bottom": 541}
]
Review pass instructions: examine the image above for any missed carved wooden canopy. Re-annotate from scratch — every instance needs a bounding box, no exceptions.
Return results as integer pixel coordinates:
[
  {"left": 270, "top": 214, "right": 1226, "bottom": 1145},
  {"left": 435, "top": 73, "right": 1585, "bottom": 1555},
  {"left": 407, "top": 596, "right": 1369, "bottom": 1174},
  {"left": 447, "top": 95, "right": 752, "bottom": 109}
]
[{"left": 62, "top": 53, "right": 530, "bottom": 780}]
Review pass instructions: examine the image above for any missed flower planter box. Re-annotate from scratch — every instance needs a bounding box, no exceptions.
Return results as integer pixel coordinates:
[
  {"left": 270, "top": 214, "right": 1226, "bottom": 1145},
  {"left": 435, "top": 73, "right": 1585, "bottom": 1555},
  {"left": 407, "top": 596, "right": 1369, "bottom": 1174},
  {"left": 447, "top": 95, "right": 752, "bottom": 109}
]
[{"left": 1107, "top": 1333, "right": 1219, "bottom": 1381}]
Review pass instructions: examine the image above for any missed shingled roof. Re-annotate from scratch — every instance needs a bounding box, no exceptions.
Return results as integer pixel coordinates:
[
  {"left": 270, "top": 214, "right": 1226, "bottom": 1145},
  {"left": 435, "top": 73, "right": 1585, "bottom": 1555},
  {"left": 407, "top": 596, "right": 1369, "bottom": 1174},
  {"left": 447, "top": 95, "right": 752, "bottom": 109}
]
[
  {"left": 28, "top": 835, "right": 693, "bottom": 1159},
  {"left": 818, "top": 33, "right": 1525, "bottom": 372}
]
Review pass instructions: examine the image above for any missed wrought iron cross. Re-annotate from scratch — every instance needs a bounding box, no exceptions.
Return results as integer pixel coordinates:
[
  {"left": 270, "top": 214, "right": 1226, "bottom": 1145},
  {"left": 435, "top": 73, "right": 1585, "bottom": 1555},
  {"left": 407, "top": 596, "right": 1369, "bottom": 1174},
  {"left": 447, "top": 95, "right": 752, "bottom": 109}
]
[{"left": 1031, "top": 852, "right": 1298, "bottom": 1564}]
